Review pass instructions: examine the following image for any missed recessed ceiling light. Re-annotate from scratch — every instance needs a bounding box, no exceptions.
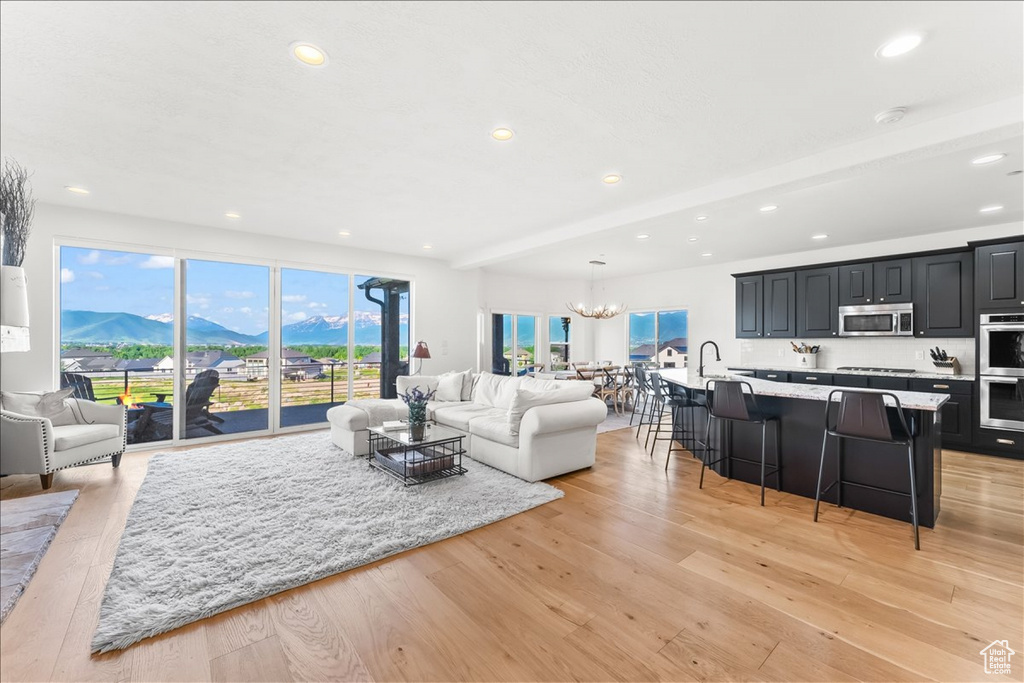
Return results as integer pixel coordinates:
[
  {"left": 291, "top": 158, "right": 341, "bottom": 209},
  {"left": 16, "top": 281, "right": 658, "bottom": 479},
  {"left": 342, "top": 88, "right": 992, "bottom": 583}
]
[
  {"left": 876, "top": 34, "right": 923, "bottom": 59},
  {"left": 291, "top": 42, "right": 328, "bottom": 67},
  {"left": 224, "top": 212, "right": 241, "bottom": 219},
  {"left": 491, "top": 128, "right": 514, "bottom": 141},
  {"left": 874, "top": 107, "right": 907, "bottom": 125},
  {"left": 688, "top": 236, "right": 699, "bottom": 242},
  {"left": 695, "top": 215, "right": 708, "bottom": 222},
  {"left": 65, "top": 186, "right": 89, "bottom": 195},
  {"left": 338, "top": 231, "right": 350, "bottom": 236},
  {"left": 760, "top": 205, "right": 778, "bottom": 212},
  {"left": 812, "top": 234, "right": 829, "bottom": 240},
  {"left": 636, "top": 234, "right": 650, "bottom": 240},
  {"left": 602, "top": 174, "right": 622, "bottom": 184},
  {"left": 422, "top": 244, "right": 433, "bottom": 250},
  {"left": 700, "top": 253, "right": 713, "bottom": 258},
  {"left": 972, "top": 153, "right": 1006, "bottom": 165},
  {"left": 979, "top": 205, "right": 1004, "bottom": 213}
]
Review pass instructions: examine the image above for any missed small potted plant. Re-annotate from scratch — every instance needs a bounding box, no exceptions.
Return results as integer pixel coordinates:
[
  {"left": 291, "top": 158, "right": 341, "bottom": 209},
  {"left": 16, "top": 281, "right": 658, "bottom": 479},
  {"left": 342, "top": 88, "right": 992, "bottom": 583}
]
[{"left": 400, "top": 385, "right": 435, "bottom": 441}]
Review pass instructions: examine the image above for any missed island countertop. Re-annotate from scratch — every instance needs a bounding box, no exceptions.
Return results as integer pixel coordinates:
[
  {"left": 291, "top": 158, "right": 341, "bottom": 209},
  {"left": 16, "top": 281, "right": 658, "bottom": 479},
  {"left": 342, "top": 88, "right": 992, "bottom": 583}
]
[
  {"left": 726, "top": 363, "right": 972, "bottom": 382},
  {"left": 658, "top": 368, "right": 949, "bottom": 411}
]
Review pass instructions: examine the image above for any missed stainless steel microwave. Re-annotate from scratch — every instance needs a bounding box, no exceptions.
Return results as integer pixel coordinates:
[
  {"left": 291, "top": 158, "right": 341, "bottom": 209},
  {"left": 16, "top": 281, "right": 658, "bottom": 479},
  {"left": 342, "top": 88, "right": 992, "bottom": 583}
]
[{"left": 839, "top": 303, "right": 914, "bottom": 337}]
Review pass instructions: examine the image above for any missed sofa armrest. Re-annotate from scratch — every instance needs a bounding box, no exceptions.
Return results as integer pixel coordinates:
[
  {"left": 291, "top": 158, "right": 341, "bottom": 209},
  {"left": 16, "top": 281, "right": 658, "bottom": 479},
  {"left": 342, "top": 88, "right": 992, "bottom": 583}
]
[
  {"left": 0, "top": 410, "right": 52, "bottom": 473},
  {"left": 519, "top": 398, "right": 607, "bottom": 437},
  {"left": 70, "top": 399, "right": 127, "bottom": 443}
]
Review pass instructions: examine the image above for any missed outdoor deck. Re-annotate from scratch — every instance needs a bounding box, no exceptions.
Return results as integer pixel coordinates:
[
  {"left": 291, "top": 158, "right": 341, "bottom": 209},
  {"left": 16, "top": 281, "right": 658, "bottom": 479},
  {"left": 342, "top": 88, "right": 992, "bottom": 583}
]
[{"left": 128, "top": 402, "right": 345, "bottom": 444}]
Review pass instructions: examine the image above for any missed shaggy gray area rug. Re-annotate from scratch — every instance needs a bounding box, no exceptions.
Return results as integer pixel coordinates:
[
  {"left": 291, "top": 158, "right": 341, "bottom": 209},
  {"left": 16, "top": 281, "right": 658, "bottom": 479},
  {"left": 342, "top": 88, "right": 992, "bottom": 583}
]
[
  {"left": 92, "top": 432, "right": 563, "bottom": 652},
  {"left": 1, "top": 489, "right": 79, "bottom": 623}
]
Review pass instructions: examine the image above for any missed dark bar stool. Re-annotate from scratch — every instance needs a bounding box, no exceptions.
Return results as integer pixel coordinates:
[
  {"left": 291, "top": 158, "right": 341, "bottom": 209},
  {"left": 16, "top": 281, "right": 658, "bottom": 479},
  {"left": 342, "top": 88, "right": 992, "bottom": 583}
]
[
  {"left": 651, "top": 377, "right": 704, "bottom": 469},
  {"left": 632, "top": 366, "right": 661, "bottom": 445},
  {"left": 814, "top": 390, "right": 920, "bottom": 550},
  {"left": 700, "top": 380, "right": 781, "bottom": 506}
]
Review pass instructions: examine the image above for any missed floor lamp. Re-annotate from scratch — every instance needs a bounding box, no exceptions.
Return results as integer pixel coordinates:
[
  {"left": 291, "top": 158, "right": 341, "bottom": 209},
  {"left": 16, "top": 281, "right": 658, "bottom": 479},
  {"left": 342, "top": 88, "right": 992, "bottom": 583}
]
[{"left": 412, "top": 341, "right": 431, "bottom": 375}]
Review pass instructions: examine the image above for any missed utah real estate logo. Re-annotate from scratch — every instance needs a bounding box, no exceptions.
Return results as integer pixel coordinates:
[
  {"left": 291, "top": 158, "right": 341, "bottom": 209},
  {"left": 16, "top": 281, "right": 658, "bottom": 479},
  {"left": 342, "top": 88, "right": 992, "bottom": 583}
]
[{"left": 979, "top": 640, "right": 1015, "bottom": 675}]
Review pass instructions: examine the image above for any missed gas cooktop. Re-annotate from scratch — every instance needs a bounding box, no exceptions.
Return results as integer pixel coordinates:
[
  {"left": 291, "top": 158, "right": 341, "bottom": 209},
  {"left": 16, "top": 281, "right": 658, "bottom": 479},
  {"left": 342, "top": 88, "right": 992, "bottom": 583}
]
[{"left": 837, "top": 366, "right": 916, "bottom": 374}]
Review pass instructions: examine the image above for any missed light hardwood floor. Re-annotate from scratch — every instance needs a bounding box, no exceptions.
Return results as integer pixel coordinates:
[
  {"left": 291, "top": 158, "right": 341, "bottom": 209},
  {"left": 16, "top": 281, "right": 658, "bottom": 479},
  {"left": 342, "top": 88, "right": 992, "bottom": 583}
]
[{"left": 1, "top": 427, "right": 1021, "bottom": 682}]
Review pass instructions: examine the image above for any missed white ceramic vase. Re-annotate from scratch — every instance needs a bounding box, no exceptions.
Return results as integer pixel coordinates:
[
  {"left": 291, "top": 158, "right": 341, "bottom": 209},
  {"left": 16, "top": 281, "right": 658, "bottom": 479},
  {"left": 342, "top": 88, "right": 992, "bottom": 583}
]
[{"left": 0, "top": 265, "right": 30, "bottom": 327}]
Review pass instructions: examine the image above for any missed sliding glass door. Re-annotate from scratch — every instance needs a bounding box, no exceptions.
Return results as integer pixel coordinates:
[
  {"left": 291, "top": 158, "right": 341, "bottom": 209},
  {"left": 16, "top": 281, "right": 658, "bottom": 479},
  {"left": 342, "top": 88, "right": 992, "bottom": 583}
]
[
  {"left": 58, "top": 246, "right": 414, "bottom": 443},
  {"left": 57, "top": 246, "right": 176, "bottom": 445},
  {"left": 491, "top": 313, "right": 539, "bottom": 375},
  {"left": 183, "top": 259, "right": 270, "bottom": 439},
  {"left": 279, "top": 268, "right": 349, "bottom": 427}
]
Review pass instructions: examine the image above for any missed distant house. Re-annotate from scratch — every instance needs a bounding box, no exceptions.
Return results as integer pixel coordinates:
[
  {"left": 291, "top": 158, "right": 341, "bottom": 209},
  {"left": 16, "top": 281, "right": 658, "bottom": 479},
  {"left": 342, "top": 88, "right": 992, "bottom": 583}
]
[
  {"left": 60, "top": 348, "right": 116, "bottom": 372},
  {"left": 354, "top": 351, "right": 382, "bottom": 368},
  {"left": 154, "top": 350, "right": 243, "bottom": 375},
  {"left": 114, "top": 358, "right": 160, "bottom": 372},
  {"left": 245, "top": 349, "right": 323, "bottom": 380},
  {"left": 629, "top": 336, "right": 688, "bottom": 367}
]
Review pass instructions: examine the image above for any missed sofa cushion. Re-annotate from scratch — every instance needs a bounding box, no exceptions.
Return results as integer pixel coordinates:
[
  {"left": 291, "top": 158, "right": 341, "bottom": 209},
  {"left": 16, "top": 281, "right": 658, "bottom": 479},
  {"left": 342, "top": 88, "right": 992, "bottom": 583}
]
[
  {"left": 433, "top": 403, "right": 502, "bottom": 431},
  {"left": 469, "top": 414, "right": 519, "bottom": 448},
  {"left": 332, "top": 399, "right": 405, "bottom": 429},
  {"left": 52, "top": 423, "right": 120, "bottom": 451},
  {"left": 472, "top": 373, "right": 521, "bottom": 409},
  {"left": 435, "top": 370, "right": 469, "bottom": 402},
  {"left": 507, "top": 384, "right": 598, "bottom": 435},
  {"left": 396, "top": 375, "right": 439, "bottom": 398},
  {"left": 1, "top": 389, "right": 78, "bottom": 427}
]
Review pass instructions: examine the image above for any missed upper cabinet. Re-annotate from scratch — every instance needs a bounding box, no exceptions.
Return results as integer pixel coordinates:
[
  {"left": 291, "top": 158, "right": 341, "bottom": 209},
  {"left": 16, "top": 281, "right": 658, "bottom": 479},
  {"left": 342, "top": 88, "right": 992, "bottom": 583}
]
[
  {"left": 913, "top": 252, "right": 973, "bottom": 337},
  {"left": 796, "top": 267, "right": 839, "bottom": 337},
  {"left": 873, "top": 258, "right": 913, "bottom": 303},
  {"left": 838, "top": 263, "right": 873, "bottom": 306},
  {"left": 976, "top": 241, "right": 1024, "bottom": 310},
  {"left": 764, "top": 272, "right": 797, "bottom": 338},
  {"left": 735, "top": 275, "right": 763, "bottom": 338},
  {"left": 838, "top": 259, "right": 912, "bottom": 306}
]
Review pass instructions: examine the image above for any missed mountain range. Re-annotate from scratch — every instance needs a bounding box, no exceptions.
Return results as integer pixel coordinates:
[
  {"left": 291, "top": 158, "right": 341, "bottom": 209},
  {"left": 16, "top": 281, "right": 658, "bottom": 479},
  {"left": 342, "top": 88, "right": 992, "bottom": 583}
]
[{"left": 60, "top": 310, "right": 407, "bottom": 346}]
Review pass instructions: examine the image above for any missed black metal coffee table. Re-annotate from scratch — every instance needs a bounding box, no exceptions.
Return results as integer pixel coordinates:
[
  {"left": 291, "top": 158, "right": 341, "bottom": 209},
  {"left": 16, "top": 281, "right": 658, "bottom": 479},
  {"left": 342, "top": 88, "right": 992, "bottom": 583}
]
[{"left": 367, "top": 422, "right": 467, "bottom": 486}]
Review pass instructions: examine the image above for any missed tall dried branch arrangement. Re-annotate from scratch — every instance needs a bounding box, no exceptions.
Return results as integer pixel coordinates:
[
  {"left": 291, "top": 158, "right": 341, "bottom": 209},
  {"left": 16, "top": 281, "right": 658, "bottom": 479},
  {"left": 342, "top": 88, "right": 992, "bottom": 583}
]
[{"left": 0, "top": 158, "right": 35, "bottom": 267}]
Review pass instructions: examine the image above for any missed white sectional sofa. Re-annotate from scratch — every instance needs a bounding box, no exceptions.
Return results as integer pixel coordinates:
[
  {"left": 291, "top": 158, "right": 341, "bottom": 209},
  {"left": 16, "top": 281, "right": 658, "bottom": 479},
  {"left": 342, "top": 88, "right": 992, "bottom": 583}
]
[{"left": 326, "top": 371, "right": 606, "bottom": 481}]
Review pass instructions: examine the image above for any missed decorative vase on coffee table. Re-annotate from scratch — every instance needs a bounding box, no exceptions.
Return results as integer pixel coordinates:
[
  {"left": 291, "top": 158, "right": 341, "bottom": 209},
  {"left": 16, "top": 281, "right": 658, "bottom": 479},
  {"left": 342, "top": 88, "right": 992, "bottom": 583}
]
[{"left": 399, "top": 385, "right": 435, "bottom": 442}]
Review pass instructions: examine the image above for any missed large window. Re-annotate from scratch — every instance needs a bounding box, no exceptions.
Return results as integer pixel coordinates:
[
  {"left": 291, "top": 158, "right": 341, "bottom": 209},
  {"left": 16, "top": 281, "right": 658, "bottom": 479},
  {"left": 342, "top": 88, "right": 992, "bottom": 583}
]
[
  {"left": 184, "top": 259, "right": 270, "bottom": 439},
  {"left": 491, "top": 313, "right": 539, "bottom": 375},
  {"left": 548, "top": 316, "right": 571, "bottom": 370},
  {"left": 58, "top": 247, "right": 176, "bottom": 445},
  {"left": 279, "top": 268, "right": 348, "bottom": 427},
  {"left": 58, "top": 246, "right": 412, "bottom": 444},
  {"left": 629, "top": 309, "right": 688, "bottom": 367}
]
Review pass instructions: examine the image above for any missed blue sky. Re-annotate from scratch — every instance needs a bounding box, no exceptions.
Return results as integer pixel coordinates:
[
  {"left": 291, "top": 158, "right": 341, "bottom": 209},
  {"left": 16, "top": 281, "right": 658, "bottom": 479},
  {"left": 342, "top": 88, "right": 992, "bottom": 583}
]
[{"left": 60, "top": 247, "right": 407, "bottom": 338}]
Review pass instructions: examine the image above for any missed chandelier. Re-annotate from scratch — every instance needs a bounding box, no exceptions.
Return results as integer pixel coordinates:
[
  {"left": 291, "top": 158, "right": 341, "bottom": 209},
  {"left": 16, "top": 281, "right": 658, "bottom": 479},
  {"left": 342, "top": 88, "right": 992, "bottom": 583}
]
[{"left": 566, "top": 260, "right": 626, "bottom": 320}]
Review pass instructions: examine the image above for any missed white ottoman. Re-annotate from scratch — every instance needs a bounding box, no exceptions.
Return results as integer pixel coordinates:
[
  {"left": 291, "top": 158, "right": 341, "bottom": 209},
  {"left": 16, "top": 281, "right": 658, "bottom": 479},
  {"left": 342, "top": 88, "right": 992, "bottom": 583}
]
[{"left": 326, "top": 399, "right": 405, "bottom": 456}]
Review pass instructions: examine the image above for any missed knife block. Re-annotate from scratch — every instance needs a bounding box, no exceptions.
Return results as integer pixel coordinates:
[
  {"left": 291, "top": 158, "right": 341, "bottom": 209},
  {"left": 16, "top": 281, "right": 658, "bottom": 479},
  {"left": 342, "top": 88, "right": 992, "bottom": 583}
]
[{"left": 931, "top": 357, "right": 961, "bottom": 375}]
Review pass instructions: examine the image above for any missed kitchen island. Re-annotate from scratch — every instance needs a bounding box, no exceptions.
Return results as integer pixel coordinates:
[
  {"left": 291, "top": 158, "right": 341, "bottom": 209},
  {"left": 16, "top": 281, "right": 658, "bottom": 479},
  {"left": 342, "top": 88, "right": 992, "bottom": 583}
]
[{"left": 659, "top": 369, "right": 948, "bottom": 527}]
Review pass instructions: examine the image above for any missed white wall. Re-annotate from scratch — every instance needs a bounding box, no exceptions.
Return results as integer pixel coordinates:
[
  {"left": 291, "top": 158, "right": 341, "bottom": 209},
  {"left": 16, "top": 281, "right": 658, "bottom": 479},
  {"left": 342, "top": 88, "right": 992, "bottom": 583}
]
[
  {"left": 0, "top": 203, "right": 482, "bottom": 392},
  {"left": 594, "top": 222, "right": 1023, "bottom": 376}
]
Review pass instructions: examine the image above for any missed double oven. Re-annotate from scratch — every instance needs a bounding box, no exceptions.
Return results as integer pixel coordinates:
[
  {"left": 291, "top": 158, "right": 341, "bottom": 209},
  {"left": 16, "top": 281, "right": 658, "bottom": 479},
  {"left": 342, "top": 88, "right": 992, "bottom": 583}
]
[{"left": 979, "top": 313, "right": 1024, "bottom": 432}]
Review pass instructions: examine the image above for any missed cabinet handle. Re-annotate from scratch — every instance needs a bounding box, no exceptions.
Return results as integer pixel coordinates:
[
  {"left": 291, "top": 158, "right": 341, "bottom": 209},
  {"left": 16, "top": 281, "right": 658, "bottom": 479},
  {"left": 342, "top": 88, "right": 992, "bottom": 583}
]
[
  {"left": 997, "top": 438, "right": 1016, "bottom": 446},
  {"left": 767, "top": 374, "right": 778, "bottom": 378},
  {"left": 806, "top": 376, "right": 818, "bottom": 381},
  {"left": 767, "top": 333, "right": 771, "bottom": 336},
  {"left": 933, "top": 384, "right": 950, "bottom": 389},
  {"left": 867, "top": 298, "right": 871, "bottom": 302},
  {"left": 880, "top": 297, "right": 885, "bottom": 301}
]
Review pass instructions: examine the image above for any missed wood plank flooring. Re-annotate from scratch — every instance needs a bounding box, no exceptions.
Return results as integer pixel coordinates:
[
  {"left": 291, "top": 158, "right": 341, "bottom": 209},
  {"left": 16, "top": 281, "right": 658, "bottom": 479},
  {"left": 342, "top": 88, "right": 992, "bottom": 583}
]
[{"left": 1, "top": 428, "right": 1021, "bottom": 682}]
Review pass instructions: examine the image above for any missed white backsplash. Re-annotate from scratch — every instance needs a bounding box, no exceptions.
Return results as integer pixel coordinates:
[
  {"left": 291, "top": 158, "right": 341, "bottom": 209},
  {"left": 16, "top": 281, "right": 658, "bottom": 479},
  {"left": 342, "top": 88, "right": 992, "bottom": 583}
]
[{"left": 739, "top": 337, "right": 976, "bottom": 375}]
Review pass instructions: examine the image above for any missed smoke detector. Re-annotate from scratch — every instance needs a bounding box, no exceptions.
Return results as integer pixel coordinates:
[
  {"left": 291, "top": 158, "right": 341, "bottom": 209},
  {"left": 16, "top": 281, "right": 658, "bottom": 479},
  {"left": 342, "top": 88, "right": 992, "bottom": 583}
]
[{"left": 874, "top": 107, "right": 907, "bottom": 125}]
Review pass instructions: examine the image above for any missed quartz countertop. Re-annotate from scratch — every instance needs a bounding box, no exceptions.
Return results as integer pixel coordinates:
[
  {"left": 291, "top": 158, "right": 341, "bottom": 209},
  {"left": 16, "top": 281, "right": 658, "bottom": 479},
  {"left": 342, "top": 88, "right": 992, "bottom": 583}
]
[
  {"left": 727, "top": 364, "right": 973, "bottom": 382},
  {"left": 658, "top": 368, "right": 949, "bottom": 412}
]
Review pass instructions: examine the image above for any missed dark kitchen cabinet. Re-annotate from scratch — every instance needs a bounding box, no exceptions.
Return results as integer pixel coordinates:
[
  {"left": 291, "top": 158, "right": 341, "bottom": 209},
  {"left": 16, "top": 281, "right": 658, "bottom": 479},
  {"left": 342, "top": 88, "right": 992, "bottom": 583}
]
[
  {"left": 913, "top": 252, "right": 974, "bottom": 338},
  {"left": 735, "top": 275, "right": 763, "bottom": 338},
  {"left": 791, "top": 372, "right": 834, "bottom": 385},
  {"left": 754, "top": 370, "right": 789, "bottom": 382},
  {"left": 764, "top": 272, "right": 796, "bottom": 338},
  {"left": 867, "top": 376, "right": 909, "bottom": 391},
  {"left": 910, "top": 378, "right": 973, "bottom": 447},
  {"left": 873, "top": 258, "right": 913, "bottom": 304},
  {"left": 796, "top": 267, "right": 839, "bottom": 337},
  {"left": 839, "top": 263, "right": 873, "bottom": 306},
  {"left": 976, "top": 241, "right": 1024, "bottom": 310},
  {"left": 833, "top": 374, "right": 870, "bottom": 388}
]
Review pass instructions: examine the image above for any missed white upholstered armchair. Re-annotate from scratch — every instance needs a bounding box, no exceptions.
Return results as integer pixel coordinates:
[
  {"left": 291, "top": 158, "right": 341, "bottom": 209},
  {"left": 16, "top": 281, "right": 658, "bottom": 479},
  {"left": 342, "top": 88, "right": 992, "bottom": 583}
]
[{"left": 1, "top": 393, "right": 126, "bottom": 489}]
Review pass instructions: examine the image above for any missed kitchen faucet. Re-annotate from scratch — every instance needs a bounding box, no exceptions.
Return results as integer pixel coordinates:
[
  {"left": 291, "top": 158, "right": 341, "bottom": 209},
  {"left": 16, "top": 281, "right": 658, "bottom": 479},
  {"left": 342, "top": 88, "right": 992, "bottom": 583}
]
[{"left": 698, "top": 340, "right": 721, "bottom": 378}]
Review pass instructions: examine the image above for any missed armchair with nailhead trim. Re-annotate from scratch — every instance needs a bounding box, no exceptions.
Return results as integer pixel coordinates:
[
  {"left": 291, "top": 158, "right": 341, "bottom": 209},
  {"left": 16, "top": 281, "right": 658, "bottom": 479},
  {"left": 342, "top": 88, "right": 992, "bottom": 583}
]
[{"left": 1, "top": 394, "right": 126, "bottom": 489}]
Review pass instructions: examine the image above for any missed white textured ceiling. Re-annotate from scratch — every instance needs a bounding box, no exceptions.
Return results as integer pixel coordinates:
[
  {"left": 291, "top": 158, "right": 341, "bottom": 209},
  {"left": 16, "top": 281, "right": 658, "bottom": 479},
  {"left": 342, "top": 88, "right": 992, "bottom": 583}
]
[{"left": 1, "top": 1, "right": 1021, "bottom": 276}]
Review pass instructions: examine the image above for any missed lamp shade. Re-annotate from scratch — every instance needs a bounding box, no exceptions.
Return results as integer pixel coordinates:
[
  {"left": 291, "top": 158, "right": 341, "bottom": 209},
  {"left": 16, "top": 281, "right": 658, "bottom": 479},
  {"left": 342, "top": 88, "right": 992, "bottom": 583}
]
[{"left": 412, "top": 341, "right": 431, "bottom": 359}]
